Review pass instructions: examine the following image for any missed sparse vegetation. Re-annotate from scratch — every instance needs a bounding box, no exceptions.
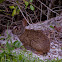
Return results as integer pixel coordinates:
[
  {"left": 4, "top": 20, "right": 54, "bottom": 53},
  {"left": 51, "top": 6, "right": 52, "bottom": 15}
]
[
  {"left": 0, "top": 0, "right": 62, "bottom": 62},
  {"left": 0, "top": 36, "right": 62, "bottom": 62}
]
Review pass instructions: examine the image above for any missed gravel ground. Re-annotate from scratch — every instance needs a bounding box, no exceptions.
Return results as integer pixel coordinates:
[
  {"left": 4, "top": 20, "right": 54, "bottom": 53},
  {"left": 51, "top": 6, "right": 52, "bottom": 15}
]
[{"left": 0, "top": 30, "right": 62, "bottom": 60}]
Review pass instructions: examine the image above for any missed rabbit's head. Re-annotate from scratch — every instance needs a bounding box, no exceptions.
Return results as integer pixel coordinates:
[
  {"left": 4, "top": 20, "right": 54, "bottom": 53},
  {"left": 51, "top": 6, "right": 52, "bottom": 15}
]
[{"left": 12, "top": 18, "right": 27, "bottom": 35}]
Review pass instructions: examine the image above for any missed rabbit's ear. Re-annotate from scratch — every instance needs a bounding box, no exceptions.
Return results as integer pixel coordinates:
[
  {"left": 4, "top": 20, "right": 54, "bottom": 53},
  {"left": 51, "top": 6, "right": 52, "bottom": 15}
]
[{"left": 22, "top": 18, "right": 27, "bottom": 27}]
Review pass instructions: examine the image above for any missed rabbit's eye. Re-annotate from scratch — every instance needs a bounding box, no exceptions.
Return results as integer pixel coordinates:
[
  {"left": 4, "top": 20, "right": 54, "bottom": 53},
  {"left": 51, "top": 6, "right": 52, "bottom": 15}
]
[
  {"left": 15, "top": 27, "right": 18, "bottom": 30},
  {"left": 17, "top": 27, "right": 18, "bottom": 30}
]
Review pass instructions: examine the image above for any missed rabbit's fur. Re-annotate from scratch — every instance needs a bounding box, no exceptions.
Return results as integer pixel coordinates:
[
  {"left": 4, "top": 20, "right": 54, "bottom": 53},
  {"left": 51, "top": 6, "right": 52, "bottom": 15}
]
[
  {"left": 12, "top": 19, "right": 50, "bottom": 54},
  {"left": 19, "top": 29, "right": 50, "bottom": 54}
]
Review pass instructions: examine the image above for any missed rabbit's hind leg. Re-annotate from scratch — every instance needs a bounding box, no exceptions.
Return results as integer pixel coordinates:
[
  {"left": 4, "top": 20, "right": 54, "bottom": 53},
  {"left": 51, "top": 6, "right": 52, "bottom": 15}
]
[{"left": 33, "top": 50, "right": 43, "bottom": 55}]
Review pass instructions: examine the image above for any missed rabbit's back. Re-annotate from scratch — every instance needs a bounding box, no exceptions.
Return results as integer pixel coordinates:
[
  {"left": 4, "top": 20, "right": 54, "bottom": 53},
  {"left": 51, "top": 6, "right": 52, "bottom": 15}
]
[{"left": 19, "top": 29, "right": 50, "bottom": 54}]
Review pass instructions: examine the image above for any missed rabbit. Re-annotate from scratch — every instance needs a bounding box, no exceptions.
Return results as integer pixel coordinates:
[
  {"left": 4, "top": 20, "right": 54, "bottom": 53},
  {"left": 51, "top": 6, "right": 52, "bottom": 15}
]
[{"left": 12, "top": 18, "right": 50, "bottom": 54}]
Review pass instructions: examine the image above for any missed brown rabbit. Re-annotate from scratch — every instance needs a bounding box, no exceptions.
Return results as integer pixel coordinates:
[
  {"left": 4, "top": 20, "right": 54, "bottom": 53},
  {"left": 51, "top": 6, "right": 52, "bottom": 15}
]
[{"left": 12, "top": 18, "right": 50, "bottom": 54}]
